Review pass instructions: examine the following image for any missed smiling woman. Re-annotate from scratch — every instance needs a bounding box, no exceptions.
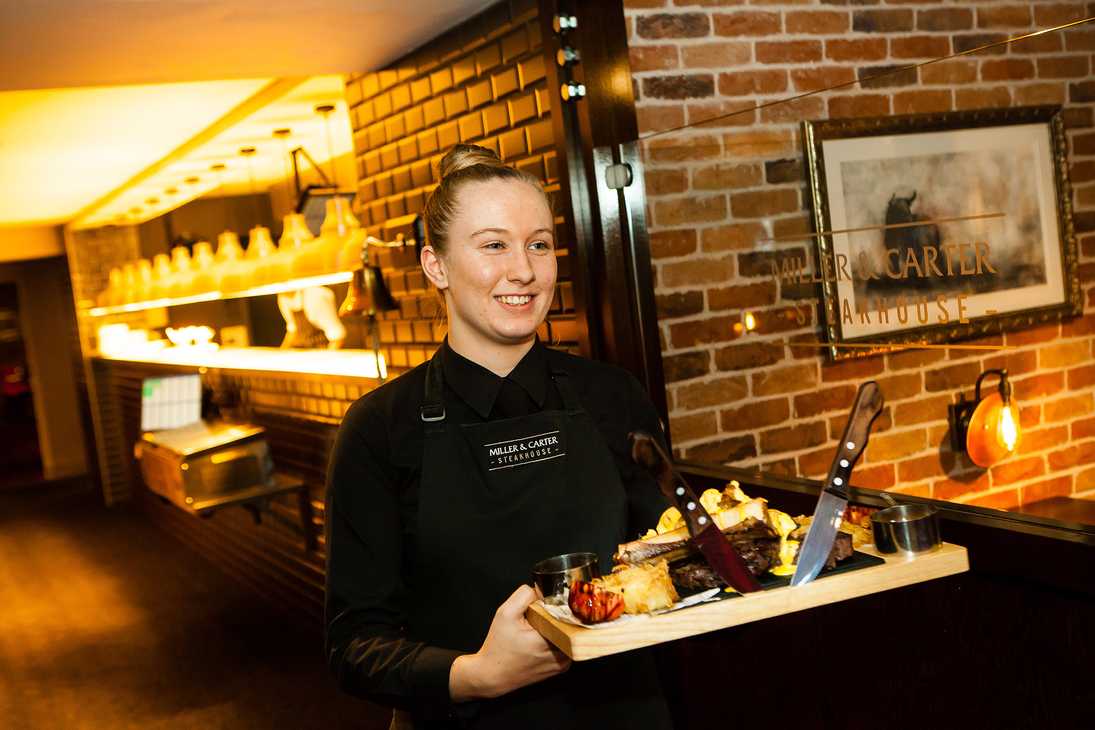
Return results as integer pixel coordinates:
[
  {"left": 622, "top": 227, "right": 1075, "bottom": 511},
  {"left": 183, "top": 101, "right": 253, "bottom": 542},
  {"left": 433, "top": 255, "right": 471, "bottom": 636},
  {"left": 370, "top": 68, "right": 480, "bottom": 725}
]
[{"left": 323, "top": 144, "right": 676, "bottom": 730}]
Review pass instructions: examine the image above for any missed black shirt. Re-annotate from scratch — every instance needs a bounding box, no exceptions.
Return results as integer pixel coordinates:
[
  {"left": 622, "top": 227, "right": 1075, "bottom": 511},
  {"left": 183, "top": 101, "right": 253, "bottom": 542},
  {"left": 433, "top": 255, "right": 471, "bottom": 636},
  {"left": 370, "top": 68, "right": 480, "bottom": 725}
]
[{"left": 324, "top": 338, "right": 670, "bottom": 712}]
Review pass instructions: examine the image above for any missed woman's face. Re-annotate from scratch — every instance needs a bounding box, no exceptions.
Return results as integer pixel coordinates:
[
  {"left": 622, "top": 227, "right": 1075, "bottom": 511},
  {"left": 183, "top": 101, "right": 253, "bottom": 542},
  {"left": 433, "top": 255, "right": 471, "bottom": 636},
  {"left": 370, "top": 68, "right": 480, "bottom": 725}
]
[{"left": 427, "top": 178, "right": 556, "bottom": 348}]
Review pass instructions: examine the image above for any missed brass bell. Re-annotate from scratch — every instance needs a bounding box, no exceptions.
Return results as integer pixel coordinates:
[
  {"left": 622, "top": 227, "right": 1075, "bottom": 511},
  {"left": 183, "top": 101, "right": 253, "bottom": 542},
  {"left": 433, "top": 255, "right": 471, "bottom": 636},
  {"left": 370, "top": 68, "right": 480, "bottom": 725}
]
[{"left": 339, "top": 237, "right": 397, "bottom": 319}]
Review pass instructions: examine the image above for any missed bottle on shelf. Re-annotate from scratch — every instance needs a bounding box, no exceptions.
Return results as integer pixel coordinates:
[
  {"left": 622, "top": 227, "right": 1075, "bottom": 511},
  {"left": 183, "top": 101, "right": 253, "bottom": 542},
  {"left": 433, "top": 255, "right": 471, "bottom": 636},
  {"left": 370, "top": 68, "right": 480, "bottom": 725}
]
[
  {"left": 191, "top": 242, "right": 217, "bottom": 294},
  {"left": 169, "top": 246, "right": 195, "bottom": 298},
  {"left": 246, "top": 225, "right": 278, "bottom": 286},
  {"left": 152, "top": 254, "right": 173, "bottom": 300},
  {"left": 216, "top": 230, "right": 246, "bottom": 293}
]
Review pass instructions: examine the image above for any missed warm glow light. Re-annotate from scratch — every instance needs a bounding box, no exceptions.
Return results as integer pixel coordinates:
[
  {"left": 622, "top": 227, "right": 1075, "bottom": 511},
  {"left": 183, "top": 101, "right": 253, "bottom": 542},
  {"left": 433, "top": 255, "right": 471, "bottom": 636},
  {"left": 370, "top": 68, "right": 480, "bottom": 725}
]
[
  {"left": 997, "top": 403, "right": 1019, "bottom": 453},
  {"left": 86, "top": 270, "right": 355, "bottom": 317},
  {"left": 100, "top": 346, "right": 387, "bottom": 380},
  {"left": 744, "top": 312, "right": 757, "bottom": 331}
]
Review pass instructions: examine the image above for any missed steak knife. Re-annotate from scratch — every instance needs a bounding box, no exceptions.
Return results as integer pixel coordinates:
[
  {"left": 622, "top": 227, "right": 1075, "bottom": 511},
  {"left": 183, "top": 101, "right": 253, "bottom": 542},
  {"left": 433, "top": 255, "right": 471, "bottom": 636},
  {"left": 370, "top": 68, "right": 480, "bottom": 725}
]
[
  {"left": 630, "top": 431, "right": 762, "bottom": 593},
  {"left": 790, "top": 381, "right": 884, "bottom": 588}
]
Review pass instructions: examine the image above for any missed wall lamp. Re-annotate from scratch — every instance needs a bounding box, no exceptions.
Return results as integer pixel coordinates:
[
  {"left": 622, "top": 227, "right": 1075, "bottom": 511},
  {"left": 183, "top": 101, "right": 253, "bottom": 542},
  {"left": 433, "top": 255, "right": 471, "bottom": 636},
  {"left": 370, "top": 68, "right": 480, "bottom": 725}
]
[{"left": 948, "top": 368, "right": 1021, "bottom": 468}]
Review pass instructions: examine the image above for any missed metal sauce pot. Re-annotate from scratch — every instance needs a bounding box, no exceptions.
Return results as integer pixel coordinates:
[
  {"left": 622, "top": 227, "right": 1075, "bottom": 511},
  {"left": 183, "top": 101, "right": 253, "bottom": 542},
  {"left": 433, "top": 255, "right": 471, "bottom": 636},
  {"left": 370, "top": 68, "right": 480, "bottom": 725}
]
[{"left": 871, "top": 503, "right": 941, "bottom": 556}]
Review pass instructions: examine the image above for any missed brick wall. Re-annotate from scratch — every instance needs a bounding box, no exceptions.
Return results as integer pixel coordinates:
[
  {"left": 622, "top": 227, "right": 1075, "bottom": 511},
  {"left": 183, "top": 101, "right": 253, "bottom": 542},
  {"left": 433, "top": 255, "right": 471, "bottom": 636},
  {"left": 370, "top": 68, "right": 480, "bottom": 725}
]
[
  {"left": 624, "top": 0, "right": 1095, "bottom": 509},
  {"left": 343, "top": 0, "right": 580, "bottom": 375}
]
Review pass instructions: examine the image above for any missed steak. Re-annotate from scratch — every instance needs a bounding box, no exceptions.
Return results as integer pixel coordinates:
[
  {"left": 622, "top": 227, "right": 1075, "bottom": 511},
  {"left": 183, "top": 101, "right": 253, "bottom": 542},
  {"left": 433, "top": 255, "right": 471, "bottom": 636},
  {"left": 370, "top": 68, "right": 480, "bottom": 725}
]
[{"left": 670, "top": 531, "right": 854, "bottom": 591}]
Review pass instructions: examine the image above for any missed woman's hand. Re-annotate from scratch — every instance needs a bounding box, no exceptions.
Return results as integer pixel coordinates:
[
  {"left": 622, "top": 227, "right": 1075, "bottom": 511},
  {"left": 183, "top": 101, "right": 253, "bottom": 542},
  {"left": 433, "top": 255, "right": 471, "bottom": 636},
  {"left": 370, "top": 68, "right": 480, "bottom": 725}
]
[{"left": 449, "top": 584, "right": 571, "bottom": 701}]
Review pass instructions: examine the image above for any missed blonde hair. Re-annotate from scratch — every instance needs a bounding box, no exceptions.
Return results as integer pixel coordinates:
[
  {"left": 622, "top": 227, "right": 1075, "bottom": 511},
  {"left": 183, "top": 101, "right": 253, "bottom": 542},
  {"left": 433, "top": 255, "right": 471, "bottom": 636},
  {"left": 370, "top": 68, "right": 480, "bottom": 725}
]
[{"left": 422, "top": 144, "right": 549, "bottom": 256}]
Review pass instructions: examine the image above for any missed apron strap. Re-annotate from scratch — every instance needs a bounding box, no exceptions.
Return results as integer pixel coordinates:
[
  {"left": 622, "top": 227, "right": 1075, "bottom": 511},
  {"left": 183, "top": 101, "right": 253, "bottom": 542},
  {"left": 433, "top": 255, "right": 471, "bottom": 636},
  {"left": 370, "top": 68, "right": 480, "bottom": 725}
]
[{"left": 420, "top": 351, "right": 446, "bottom": 431}]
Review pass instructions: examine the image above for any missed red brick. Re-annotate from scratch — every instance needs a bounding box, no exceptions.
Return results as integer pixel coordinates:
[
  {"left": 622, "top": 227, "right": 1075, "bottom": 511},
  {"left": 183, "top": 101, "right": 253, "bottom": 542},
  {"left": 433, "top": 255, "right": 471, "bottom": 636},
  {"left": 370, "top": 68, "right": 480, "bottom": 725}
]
[
  {"left": 876, "top": 372, "right": 923, "bottom": 401},
  {"left": 759, "top": 421, "right": 827, "bottom": 454},
  {"left": 668, "top": 410, "right": 718, "bottom": 444},
  {"left": 892, "top": 36, "right": 951, "bottom": 59},
  {"left": 820, "top": 355, "right": 885, "bottom": 383},
  {"left": 1065, "top": 29, "right": 1095, "bottom": 52},
  {"left": 852, "top": 463, "right": 896, "bottom": 490},
  {"left": 752, "top": 305, "right": 813, "bottom": 335},
  {"left": 629, "top": 45, "right": 679, "bottom": 72},
  {"left": 991, "top": 456, "right": 1045, "bottom": 486},
  {"left": 756, "top": 40, "right": 823, "bottom": 64},
  {"left": 827, "top": 94, "right": 889, "bottom": 118},
  {"left": 785, "top": 10, "right": 849, "bottom": 35},
  {"left": 650, "top": 229, "right": 697, "bottom": 259},
  {"left": 893, "top": 89, "right": 953, "bottom": 114},
  {"left": 890, "top": 482, "right": 932, "bottom": 499},
  {"left": 887, "top": 348, "right": 945, "bottom": 370},
  {"left": 719, "top": 397, "right": 791, "bottom": 432},
  {"left": 934, "top": 472, "right": 990, "bottom": 501},
  {"left": 1034, "top": 3, "right": 1089, "bottom": 27},
  {"left": 922, "top": 362, "right": 978, "bottom": 393},
  {"left": 637, "top": 105, "right": 685, "bottom": 136},
  {"left": 656, "top": 290, "right": 703, "bottom": 319},
  {"left": 1006, "top": 323, "right": 1059, "bottom": 346},
  {"left": 686, "top": 101, "right": 756, "bottom": 129},
  {"left": 1015, "top": 83, "right": 1067, "bottom": 106},
  {"left": 713, "top": 11, "right": 781, "bottom": 37},
  {"left": 982, "top": 349, "right": 1038, "bottom": 377},
  {"left": 917, "top": 8, "right": 973, "bottom": 32},
  {"left": 791, "top": 66, "right": 857, "bottom": 92},
  {"left": 1040, "top": 340, "right": 1091, "bottom": 368},
  {"left": 965, "top": 488, "right": 1020, "bottom": 510},
  {"left": 675, "top": 375, "right": 749, "bottom": 410},
  {"left": 826, "top": 38, "right": 887, "bottom": 62},
  {"left": 976, "top": 5, "right": 1033, "bottom": 29},
  {"left": 1073, "top": 415, "right": 1095, "bottom": 439},
  {"left": 794, "top": 385, "right": 856, "bottom": 419},
  {"left": 1038, "top": 56, "right": 1091, "bottom": 79},
  {"left": 730, "top": 188, "right": 799, "bottom": 218},
  {"left": 692, "top": 162, "right": 762, "bottom": 190},
  {"left": 681, "top": 41, "right": 751, "bottom": 69},
  {"left": 636, "top": 13, "right": 711, "bottom": 39},
  {"left": 759, "top": 96, "right": 827, "bottom": 124},
  {"left": 708, "top": 281, "right": 777, "bottom": 311},
  {"left": 683, "top": 435, "right": 757, "bottom": 464},
  {"left": 953, "top": 33, "right": 1009, "bottom": 56},
  {"left": 865, "top": 428, "right": 927, "bottom": 462},
  {"left": 1077, "top": 466, "right": 1095, "bottom": 491},
  {"left": 956, "top": 87, "right": 1012, "bottom": 110},
  {"left": 853, "top": 9, "right": 913, "bottom": 33},
  {"left": 642, "top": 74, "right": 715, "bottom": 100},
  {"left": 646, "top": 133, "right": 721, "bottom": 162},
  {"left": 1022, "top": 476, "right": 1074, "bottom": 505},
  {"left": 1044, "top": 393, "right": 1095, "bottom": 423},
  {"left": 624, "top": 0, "right": 666, "bottom": 7},
  {"left": 663, "top": 350, "right": 710, "bottom": 383},
  {"left": 1063, "top": 313, "right": 1095, "bottom": 337},
  {"left": 981, "top": 58, "right": 1036, "bottom": 81},
  {"left": 644, "top": 168, "right": 688, "bottom": 196},
  {"left": 669, "top": 314, "right": 738, "bottom": 348},
  {"left": 760, "top": 458, "right": 797, "bottom": 478},
  {"left": 718, "top": 69, "right": 788, "bottom": 96},
  {"left": 798, "top": 445, "right": 836, "bottom": 477},
  {"left": 722, "top": 129, "right": 795, "bottom": 157},
  {"left": 1013, "top": 424, "right": 1069, "bottom": 457},
  {"left": 661, "top": 255, "right": 736, "bottom": 289},
  {"left": 714, "top": 341, "right": 784, "bottom": 371},
  {"left": 771, "top": 215, "right": 811, "bottom": 239},
  {"left": 752, "top": 363, "right": 818, "bottom": 396},
  {"left": 1013, "top": 31, "right": 1063, "bottom": 54},
  {"left": 894, "top": 394, "right": 952, "bottom": 427},
  {"left": 1047, "top": 441, "right": 1095, "bottom": 470},
  {"left": 1069, "top": 364, "right": 1095, "bottom": 390},
  {"left": 654, "top": 194, "right": 727, "bottom": 226},
  {"left": 920, "top": 60, "right": 978, "bottom": 85},
  {"left": 897, "top": 453, "right": 947, "bottom": 483},
  {"left": 701, "top": 223, "right": 766, "bottom": 253},
  {"left": 1014, "top": 372, "right": 1065, "bottom": 402},
  {"left": 831, "top": 406, "right": 893, "bottom": 441}
]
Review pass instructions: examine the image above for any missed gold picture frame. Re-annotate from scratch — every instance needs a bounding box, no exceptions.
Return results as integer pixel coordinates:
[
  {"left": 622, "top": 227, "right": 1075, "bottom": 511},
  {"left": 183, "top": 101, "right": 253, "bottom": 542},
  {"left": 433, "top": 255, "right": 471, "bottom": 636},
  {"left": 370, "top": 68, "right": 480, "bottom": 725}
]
[{"left": 803, "top": 106, "right": 1080, "bottom": 361}]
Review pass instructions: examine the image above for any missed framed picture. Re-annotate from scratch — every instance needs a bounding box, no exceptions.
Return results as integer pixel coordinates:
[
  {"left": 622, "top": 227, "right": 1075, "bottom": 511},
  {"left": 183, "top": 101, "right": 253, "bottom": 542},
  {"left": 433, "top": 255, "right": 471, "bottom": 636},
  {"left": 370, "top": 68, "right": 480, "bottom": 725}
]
[{"left": 803, "top": 106, "right": 1079, "bottom": 360}]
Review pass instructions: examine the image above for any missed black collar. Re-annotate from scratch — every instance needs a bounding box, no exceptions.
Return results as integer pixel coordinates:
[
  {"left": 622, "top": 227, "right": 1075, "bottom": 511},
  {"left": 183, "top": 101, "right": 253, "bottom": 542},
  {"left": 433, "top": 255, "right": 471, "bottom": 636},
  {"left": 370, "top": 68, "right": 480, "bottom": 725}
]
[{"left": 440, "top": 338, "right": 549, "bottom": 418}]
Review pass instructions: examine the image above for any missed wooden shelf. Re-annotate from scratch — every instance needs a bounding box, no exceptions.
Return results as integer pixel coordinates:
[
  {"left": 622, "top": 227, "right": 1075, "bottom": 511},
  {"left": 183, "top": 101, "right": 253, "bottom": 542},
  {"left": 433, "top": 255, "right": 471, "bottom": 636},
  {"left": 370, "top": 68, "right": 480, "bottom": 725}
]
[{"left": 527, "top": 542, "right": 969, "bottom": 661}]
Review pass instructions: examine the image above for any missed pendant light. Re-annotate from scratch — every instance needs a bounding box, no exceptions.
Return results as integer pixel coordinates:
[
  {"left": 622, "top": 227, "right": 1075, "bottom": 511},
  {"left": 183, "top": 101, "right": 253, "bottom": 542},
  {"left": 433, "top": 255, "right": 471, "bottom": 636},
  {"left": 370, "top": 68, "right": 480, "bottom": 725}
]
[{"left": 948, "top": 369, "right": 1021, "bottom": 468}]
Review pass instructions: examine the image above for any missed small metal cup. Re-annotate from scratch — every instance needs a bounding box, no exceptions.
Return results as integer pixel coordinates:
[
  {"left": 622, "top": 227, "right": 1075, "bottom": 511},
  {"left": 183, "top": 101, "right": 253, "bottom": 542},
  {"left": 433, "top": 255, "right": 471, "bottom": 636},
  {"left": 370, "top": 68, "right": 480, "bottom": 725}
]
[
  {"left": 871, "top": 503, "right": 941, "bottom": 557},
  {"left": 532, "top": 552, "right": 600, "bottom": 605}
]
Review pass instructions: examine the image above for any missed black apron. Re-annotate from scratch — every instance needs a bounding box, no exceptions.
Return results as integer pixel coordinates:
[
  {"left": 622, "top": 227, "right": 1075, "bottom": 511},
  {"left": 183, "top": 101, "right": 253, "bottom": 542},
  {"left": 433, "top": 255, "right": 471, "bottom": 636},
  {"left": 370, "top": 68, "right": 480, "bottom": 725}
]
[{"left": 404, "top": 351, "right": 673, "bottom": 730}]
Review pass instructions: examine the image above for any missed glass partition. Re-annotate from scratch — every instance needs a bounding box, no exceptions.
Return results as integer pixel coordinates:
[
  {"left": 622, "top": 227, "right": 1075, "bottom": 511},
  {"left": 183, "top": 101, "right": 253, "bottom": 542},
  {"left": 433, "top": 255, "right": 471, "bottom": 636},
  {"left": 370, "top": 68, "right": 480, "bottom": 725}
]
[{"left": 622, "top": 14, "right": 1094, "bottom": 525}]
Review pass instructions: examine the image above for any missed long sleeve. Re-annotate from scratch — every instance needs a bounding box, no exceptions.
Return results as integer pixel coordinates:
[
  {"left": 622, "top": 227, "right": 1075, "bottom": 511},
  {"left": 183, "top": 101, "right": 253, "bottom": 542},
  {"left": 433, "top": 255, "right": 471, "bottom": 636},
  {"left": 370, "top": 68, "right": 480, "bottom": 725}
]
[{"left": 323, "top": 400, "right": 461, "bottom": 708}]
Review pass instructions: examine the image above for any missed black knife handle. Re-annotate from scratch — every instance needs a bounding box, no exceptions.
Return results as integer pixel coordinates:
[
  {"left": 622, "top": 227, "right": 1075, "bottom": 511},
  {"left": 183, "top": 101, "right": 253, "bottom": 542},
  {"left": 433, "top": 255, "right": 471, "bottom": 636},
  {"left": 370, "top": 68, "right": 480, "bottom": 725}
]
[
  {"left": 629, "top": 431, "right": 715, "bottom": 535},
  {"left": 825, "top": 381, "right": 884, "bottom": 499}
]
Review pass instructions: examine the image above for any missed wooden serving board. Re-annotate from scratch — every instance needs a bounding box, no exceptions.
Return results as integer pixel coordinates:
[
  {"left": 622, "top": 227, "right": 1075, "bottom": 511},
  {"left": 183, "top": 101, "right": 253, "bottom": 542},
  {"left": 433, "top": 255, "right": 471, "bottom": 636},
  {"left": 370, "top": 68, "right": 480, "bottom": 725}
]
[{"left": 527, "top": 542, "right": 968, "bottom": 660}]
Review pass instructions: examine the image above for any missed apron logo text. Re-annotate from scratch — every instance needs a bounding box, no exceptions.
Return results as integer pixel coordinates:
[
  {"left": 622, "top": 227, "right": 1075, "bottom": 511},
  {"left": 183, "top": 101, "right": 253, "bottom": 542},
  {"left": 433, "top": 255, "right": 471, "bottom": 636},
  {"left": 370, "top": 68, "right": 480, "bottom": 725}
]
[{"left": 483, "top": 431, "right": 565, "bottom": 471}]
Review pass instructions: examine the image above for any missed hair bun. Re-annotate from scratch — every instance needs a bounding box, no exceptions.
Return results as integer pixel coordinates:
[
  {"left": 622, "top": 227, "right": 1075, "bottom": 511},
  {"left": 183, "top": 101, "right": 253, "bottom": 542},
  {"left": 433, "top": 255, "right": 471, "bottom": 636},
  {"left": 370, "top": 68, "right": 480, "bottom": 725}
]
[{"left": 438, "top": 143, "right": 504, "bottom": 180}]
